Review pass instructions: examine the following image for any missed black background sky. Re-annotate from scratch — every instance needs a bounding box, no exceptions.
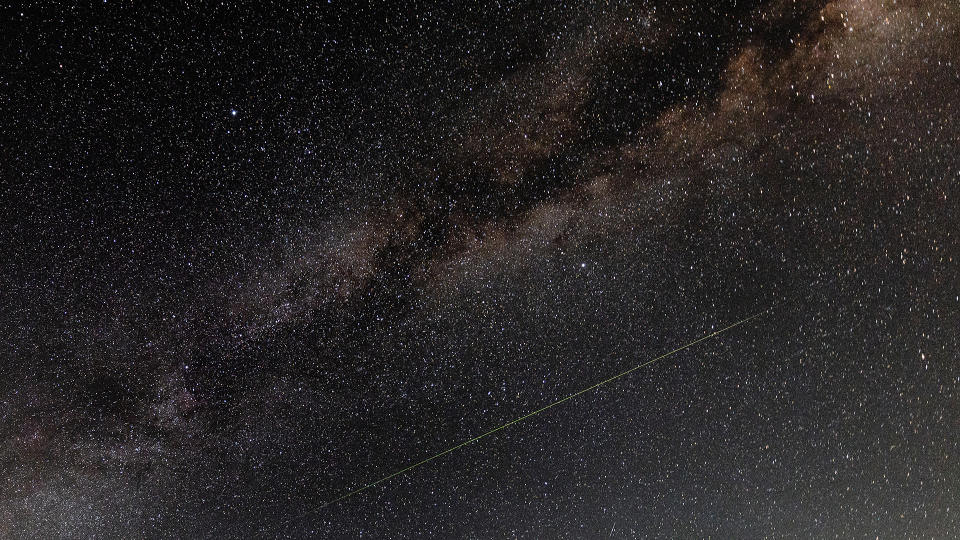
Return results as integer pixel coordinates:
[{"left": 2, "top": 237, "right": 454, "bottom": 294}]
[{"left": 2, "top": 0, "right": 959, "bottom": 537}]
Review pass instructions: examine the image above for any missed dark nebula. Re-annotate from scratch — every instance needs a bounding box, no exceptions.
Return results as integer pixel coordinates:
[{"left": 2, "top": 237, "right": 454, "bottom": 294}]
[{"left": 2, "top": 0, "right": 958, "bottom": 537}]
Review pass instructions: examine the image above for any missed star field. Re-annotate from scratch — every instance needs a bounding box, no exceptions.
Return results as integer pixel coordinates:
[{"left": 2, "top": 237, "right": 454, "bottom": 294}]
[{"left": 1, "top": 0, "right": 958, "bottom": 537}]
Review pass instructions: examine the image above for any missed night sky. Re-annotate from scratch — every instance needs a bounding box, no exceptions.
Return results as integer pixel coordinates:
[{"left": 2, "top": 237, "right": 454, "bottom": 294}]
[{"left": 2, "top": 0, "right": 959, "bottom": 537}]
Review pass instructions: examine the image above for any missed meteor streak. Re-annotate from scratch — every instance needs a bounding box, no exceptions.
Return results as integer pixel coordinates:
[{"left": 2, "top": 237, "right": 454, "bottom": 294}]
[{"left": 321, "top": 307, "right": 771, "bottom": 509}]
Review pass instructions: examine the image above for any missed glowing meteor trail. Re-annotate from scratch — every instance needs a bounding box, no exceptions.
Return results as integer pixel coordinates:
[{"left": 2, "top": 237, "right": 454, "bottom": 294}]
[{"left": 320, "top": 307, "right": 771, "bottom": 509}]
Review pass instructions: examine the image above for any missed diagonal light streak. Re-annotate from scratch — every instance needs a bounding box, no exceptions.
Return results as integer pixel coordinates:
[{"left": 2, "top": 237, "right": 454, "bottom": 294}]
[{"left": 320, "top": 307, "right": 771, "bottom": 509}]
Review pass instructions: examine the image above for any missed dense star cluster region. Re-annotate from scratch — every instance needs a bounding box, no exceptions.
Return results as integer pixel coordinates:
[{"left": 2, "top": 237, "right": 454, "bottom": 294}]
[{"left": 2, "top": 0, "right": 959, "bottom": 537}]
